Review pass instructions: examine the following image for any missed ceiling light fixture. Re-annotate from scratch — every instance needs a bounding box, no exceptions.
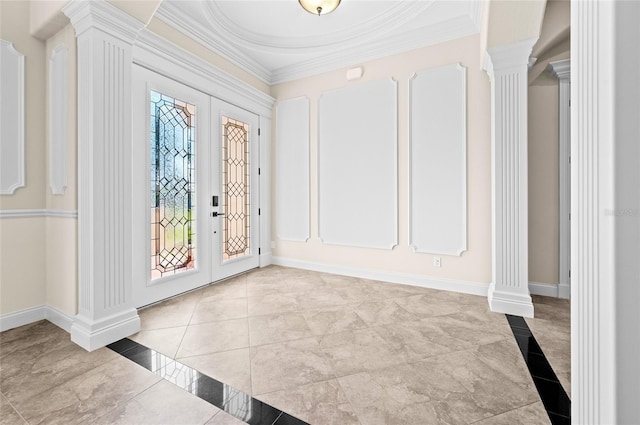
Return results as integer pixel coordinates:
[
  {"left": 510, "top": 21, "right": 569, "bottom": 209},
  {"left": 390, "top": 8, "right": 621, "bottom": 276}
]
[{"left": 299, "top": 0, "right": 341, "bottom": 16}]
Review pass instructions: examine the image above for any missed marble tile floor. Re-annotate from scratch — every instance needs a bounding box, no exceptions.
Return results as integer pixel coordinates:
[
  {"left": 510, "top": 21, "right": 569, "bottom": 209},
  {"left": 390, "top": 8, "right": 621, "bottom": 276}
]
[{"left": 0, "top": 266, "right": 571, "bottom": 425}]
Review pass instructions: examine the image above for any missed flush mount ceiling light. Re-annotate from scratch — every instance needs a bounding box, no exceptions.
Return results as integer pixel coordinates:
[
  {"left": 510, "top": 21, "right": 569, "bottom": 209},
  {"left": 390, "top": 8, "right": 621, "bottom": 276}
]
[{"left": 299, "top": 0, "right": 341, "bottom": 16}]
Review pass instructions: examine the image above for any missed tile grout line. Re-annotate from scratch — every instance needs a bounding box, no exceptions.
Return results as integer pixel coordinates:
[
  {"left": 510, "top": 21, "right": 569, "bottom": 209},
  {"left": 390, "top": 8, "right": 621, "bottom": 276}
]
[
  {"left": 505, "top": 314, "right": 571, "bottom": 424},
  {"left": 108, "top": 338, "right": 309, "bottom": 425}
]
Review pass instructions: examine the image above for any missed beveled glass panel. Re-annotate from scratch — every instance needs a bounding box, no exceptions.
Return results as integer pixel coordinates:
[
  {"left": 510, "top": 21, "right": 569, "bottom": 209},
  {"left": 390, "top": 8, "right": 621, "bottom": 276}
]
[
  {"left": 221, "top": 116, "right": 250, "bottom": 261},
  {"left": 150, "top": 91, "right": 196, "bottom": 280}
]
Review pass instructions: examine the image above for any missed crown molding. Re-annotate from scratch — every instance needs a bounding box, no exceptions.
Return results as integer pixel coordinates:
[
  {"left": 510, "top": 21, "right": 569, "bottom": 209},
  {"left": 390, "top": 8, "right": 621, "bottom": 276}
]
[
  {"left": 133, "top": 29, "right": 275, "bottom": 117},
  {"left": 156, "top": 0, "right": 483, "bottom": 85},
  {"left": 271, "top": 14, "right": 480, "bottom": 84},
  {"left": 548, "top": 58, "right": 571, "bottom": 80},
  {"left": 62, "top": 0, "right": 145, "bottom": 41},
  {"left": 154, "top": 3, "right": 272, "bottom": 84}
]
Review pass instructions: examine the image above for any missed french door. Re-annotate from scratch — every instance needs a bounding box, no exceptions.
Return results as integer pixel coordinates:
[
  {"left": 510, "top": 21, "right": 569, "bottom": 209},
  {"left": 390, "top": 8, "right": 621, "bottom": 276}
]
[{"left": 132, "top": 66, "right": 260, "bottom": 307}]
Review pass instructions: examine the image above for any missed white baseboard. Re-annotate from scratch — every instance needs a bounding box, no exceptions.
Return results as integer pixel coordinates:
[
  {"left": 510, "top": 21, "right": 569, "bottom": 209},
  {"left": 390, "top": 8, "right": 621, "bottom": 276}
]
[
  {"left": 271, "top": 256, "right": 489, "bottom": 297},
  {"left": 488, "top": 284, "right": 535, "bottom": 318},
  {"left": 71, "top": 309, "right": 140, "bottom": 352},
  {"left": 558, "top": 283, "right": 571, "bottom": 299},
  {"left": 46, "top": 305, "right": 74, "bottom": 332},
  {"left": 0, "top": 305, "right": 46, "bottom": 332},
  {"left": 0, "top": 305, "right": 74, "bottom": 333},
  {"left": 529, "top": 281, "right": 560, "bottom": 298}
]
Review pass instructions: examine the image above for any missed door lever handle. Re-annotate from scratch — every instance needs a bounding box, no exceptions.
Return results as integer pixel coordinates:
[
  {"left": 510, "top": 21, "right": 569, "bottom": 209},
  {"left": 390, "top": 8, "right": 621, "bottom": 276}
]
[{"left": 211, "top": 212, "right": 225, "bottom": 217}]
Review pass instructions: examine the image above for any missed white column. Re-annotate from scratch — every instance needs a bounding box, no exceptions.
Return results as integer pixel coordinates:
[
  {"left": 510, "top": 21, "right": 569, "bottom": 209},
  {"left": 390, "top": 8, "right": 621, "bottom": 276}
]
[
  {"left": 571, "top": 1, "right": 618, "bottom": 422},
  {"left": 63, "top": 0, "right": 145, "bottom": 351},
  {"left": 484, "top": 38, "right": 537, "bottom": 318},
  {"left": 547, "top": 59, "right": 571, "bottom": 299}
]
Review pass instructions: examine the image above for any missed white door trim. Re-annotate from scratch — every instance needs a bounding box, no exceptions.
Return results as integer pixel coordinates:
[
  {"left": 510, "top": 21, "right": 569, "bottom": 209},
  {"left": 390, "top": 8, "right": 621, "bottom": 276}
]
[
  {"left": 64, "top": 0, "right": 274, "bottom": 351},
  {"left": 548, "top": 59, "right": 571, "bottom": 300}
]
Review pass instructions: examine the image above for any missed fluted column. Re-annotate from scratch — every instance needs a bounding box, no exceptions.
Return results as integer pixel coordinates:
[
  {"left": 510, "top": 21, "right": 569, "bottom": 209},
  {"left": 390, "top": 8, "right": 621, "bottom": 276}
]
[
  {"left": 548, "top": 59, "right": 571, "bottom": 299},
  {"left": 484, "top": 38, "right": 537, "bottom": 318},
  {"left": 63, "top": 0, "right": 145, "bottom": 351}
]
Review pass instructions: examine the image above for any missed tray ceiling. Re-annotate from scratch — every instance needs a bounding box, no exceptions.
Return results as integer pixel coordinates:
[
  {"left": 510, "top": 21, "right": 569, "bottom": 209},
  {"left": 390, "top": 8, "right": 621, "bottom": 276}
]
[{"left": 155, "top": 0, "right": 484, "bottom": 84}]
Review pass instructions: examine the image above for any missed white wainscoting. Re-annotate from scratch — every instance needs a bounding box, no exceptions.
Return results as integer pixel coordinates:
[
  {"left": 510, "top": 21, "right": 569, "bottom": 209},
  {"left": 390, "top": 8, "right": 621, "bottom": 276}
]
[
  {"left": 409, "top": 63, "right": 467, "bottom": 256},
  {"left": 318, "top": 79, "right": 398, "bottom": 249},
  {"left": 0, "top": 40, "right": 25, "bottom": 195},
  {"left": 276, "top": 97, "right": 310, "bottom": 242},
  {"left": 49, "top": 45, "right": 68, "bottom": 195}
]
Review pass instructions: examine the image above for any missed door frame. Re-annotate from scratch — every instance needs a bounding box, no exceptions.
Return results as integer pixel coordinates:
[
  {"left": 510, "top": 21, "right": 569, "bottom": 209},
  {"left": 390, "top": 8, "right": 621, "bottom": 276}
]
[
  {"left": 210, "top": 98, "right": 261, "bottom": 282},
  {"left": 131, "top": 35, "right": 274, "bottom": 308},
  {"left": 66, "top": 4, "right": 274, "bottom": 351}
]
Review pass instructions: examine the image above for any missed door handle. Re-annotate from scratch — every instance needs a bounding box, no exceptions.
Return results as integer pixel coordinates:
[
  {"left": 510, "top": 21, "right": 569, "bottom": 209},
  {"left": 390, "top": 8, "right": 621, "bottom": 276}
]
[{"left": 211, "top": 212, "right": 225, "bottom": 217}]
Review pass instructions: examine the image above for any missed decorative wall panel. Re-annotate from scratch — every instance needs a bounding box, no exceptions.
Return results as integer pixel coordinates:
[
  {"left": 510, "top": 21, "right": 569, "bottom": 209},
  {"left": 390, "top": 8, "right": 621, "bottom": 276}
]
[
  {"left": 409, "top": 63, "right": 467, "bottom": 255},
  {"left": 49, "top": 45, "right": 68, "bottom": 195},
  {"left": 318, "top": 79, "right": 397, "bottom": 249},
  {"left": 0, "top": 40, "right": 25, "bottom": 195},
  {"left": 276, "top": 97, "right": 310, "bottom": 242}
]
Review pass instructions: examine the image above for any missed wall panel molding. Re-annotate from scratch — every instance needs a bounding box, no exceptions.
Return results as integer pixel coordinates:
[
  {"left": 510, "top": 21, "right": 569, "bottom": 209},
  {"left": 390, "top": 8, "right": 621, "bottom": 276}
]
[
  {"left": 409, "top": 63, "right": 467, "bottom": 256},
  {"left": 276, "top": 97, "right": 310, "bottom": 242},
  {"left": 318, "top": 79, "right": 398, "bottom": 249},
  {"left": 0, "top": 40, "right": 25, "bottom": 195},
  {"left": 49, "top": 44, "right": 68, "bottom": 195}
]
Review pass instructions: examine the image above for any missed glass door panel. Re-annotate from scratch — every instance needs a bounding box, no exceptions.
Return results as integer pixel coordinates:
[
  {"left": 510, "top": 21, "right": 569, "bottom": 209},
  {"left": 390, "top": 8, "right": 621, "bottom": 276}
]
[
  {"left": 132, "top": 66, "right": 212, "bottom": 307},
  {"left": 212, "top": 99, "right": 260, "bottom": 280},
  {"left": 150, "top": 91, "right": 197, "bottom": 280}
]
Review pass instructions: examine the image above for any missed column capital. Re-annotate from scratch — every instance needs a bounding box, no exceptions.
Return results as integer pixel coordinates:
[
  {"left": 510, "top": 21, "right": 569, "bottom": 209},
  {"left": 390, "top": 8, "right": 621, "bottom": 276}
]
[
  {"left": 62, "top": 0, "right": 145, "bottom": 41},
  {"left": 484, "top": 37, "right": 539, "bottom": 76},
  {"left": 548, "top": 59, "right": 571, "bottom": 81}
]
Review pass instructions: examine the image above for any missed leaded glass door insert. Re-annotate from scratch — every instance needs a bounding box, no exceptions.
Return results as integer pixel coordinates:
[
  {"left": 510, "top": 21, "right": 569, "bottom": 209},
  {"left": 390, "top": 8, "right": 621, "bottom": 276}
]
[
  {"left": 221, "top": 116, "right": 251, "bottom": 261},
  {"left": 150, "top": 91, "right": 197, "bottom": 280},
  {"left": 133, "top": 65, "right": 260, "bottom": 307}
]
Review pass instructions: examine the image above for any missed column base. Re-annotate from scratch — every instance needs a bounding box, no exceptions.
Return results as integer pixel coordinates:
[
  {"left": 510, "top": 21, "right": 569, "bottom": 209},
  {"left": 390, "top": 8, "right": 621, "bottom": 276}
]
[
  {"left": 71, "top": 308, "right": 140, "bottom": 352},
  {"left": 488, "top": 283, "right": 534, "bottom": 317}
]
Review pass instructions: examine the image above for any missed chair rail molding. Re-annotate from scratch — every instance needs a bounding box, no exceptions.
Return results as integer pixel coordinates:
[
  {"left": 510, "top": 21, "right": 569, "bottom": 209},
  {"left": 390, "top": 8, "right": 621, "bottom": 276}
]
[
  {"left": 548, "top": 59, "right": 571, "bottom": 300},
  {"left": 0, "top": 40, "right": 25, "bottom": 195},
  {"left": 63, "top": 0, "right": 146, "bottom": 351},
  {"left": 483, "top": 37, "right": 538, "bottom": 318}
]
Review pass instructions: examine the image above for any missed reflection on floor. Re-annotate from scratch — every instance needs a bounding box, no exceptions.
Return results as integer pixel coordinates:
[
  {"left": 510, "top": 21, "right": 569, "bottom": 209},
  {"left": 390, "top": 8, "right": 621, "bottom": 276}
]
[{"left": 0, "top": 266, "right": 570, "bottom": 425}]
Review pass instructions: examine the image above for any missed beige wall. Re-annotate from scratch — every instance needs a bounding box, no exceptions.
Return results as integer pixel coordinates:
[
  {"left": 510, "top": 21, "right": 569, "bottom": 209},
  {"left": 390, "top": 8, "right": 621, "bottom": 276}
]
[
  {"left": 487, "top": 0, "right": 546, "bottom": 48},
  {"left": 0, "top": 218, "right": 47, "bottom": 313},
  {"left": 0, "top": 1, "right": 47, "bottom": 211},
  {"left": 271, "top": 34, "right": 492, "bottom": 286},
  {"left": 526, "top": 0, "right": 570, "bottom": 285},
  {"left": 528, "top": 75, "right": 560, "bottom": 285},
  {"left": 45, "top": 24, "right": 77, "bottom": 316},
  {"left": 0, "top": 1, "right": 48, "bottom": 315}
]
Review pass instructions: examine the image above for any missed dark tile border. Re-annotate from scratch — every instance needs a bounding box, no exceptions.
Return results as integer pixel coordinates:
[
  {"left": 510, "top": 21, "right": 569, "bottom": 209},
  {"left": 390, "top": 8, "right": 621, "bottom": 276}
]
[
  {"left": 108, "top": 339, "right": 308, "bottom": 425},
  {"left": 506, "top": 315, "right": 571, "bottom": 424}
]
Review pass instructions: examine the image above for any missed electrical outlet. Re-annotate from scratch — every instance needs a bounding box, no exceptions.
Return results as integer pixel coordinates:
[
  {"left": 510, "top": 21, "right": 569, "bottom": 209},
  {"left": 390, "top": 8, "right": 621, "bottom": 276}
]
[{"left": 433, "top": 256, "right": 441, "bottom": 267}]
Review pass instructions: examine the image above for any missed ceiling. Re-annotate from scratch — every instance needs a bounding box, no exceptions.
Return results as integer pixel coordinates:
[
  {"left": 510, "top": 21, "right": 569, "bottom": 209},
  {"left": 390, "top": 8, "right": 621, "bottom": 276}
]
[{"left": 155, "top": 0, "right": 484, "bottom": 84}]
